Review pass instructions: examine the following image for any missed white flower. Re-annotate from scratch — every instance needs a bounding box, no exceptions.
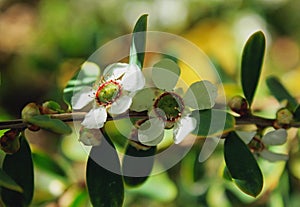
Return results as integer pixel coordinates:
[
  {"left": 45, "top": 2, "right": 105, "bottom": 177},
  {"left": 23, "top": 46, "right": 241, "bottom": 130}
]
[
  {"left": 79, "top": 127, "right": 103, "bottom": 146},
  {"left": 237, "top": 129, "right": 288, "bottom": 162},
  {"left": 72, "top": 62, "right": 145, "bottom": 130},
  {"left": 131, "top": 59, "right": 218, "bottom": 146}
]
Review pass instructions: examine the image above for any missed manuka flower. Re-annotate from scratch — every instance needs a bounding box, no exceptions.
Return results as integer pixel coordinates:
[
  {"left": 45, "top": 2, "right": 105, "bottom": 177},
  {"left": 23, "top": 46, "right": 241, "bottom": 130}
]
[
  {"left": 72, "top": 62, "right": 145, "bottom": 129},
  {"left": 130, "top": 59, "right": 218, "bottom": 146},
  {"left": 237, "top": 128, "right": 288, "bottom": 162}
]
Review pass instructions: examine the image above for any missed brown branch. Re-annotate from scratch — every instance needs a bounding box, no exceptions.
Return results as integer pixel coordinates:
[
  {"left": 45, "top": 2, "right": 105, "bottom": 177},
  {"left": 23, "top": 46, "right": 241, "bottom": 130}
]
[
  {"left": 1, "top": 111, "right": 300, "bottom": 131},
  {"left": 235, "top": 115, "right": 275, "bottom": 127},
  {"left": 0, "top": 111, "right": 149, "bottom": 130}
]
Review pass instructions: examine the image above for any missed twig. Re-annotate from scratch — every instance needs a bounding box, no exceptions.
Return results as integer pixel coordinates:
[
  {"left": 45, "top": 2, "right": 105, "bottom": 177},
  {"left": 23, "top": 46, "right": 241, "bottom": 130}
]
[
  {"left": 0, "top": 111, "right": 149, "bottom": 130},
  {"left": 1, "top": 111, "right": 300, "bottom": 131}
]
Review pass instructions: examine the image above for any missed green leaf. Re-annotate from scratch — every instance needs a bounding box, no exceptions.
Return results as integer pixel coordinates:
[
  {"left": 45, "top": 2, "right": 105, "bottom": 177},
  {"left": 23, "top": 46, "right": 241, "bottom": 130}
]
[
  {"left": 294, "top": 105, "right": 300, "bottom": 121},
  {"left": 1, "top": 135, "right": 34, "bottom": 206},
  {"left": 223, "top": 166, "right": 233, "bottom": 181},
  {"left": 69, "top": 190, "right": 89, "bottom": 207},
  {"left": 42, "top": 100, "right": 64, "bottom": 113},
  {"left": 86, "top": 132, "right": 124, "bottom": 207},
  {"left": 28, "top": 115, "right": 72, "bottom": 134},
  {"left": 224, "top": 132, "right": 263, "bottom": 197},
  {"left": 266, "top": 76, "right": 298, "bottom": 110},
  {"left": 129, "top": 14, "right": 148, "bottom": 69},
  {"left": 193, "top": 150, "right": 205, "bottom": 182},
  {"left": 0, "top": 168, "right": 23, "bottom": 193},
  {"left": 191, "top": 109, "right": 235, "bottom": 137},
  {"left": 122, "top": 144, "right": 156, "bottom": 187},
  {"left": 63, "top": 61, "right": 100, "bottom": 108},
  {"left": 241, "top": 31, "right": 265, "bottom": 106},
  {"left": 32, "top": 151, "right": 67, "bottom": 177}
]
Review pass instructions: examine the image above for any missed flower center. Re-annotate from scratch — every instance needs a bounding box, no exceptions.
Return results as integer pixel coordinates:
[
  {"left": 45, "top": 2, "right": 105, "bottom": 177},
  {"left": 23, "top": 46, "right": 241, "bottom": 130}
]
[
  {"left": 154, "top": 92, "right": 184, "bottom": 128},
  {"left": 95, "top": 80, "right": 121, "bottom": 106}
]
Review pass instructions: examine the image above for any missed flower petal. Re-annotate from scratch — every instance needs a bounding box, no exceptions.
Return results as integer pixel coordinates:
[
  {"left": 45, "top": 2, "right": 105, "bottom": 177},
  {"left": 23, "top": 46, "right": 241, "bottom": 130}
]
[
  {"left": 121, "top": 64, "right": 145, "bottom": 92},
  {"left": 138, "top": 118, "right": 165, "bottom": 146},
  {"left": 184, "top": 80, "right": 218, "bottom": 110},
  {"left": 81, "top": 107, "right": 107, "bottom": 129},
  {"left": 152, "top": 59, "right": 180, "bottom": 91},
  {"left": 102, "top": 63, "right": 129, "bottom": 81},
  {"left": 79, "top": 128, "right": 103, "bottom": 146},
  {"left": 198, "top": 137, "right": 220, "bottom": 162},
  {"left": 236, "top": 131, "right": 256, "bottom": 144},
  {"left": 262, "top": 129, "right": 287, "bottom": 146},
  {"left": 260, "top": 149, "right": 288, "bottom": 162},
  {"left": 130, "top": 88, "right": 156, "bottom": 112},
  {"left": 71, "top": 87, "right": 94, "bottom": 110},
  {"left": 81, "top": 61, "right": 101, "bottom": 77},
  {"left": 108, "top": 95, "right": 132, "bottom": 115},
  {"left": 173, "top": 116, "right": 197, "bottom": 144}
]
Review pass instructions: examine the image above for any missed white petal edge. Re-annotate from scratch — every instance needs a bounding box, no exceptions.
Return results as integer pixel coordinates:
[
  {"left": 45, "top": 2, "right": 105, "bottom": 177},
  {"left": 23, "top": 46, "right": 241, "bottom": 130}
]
[
  {"left": 184, "top": 80, "right": 218, "bottom": 110},
  {"left": 81, "top": 106, "right": 107, "bottom": 129},
  {"left": 173, "top": 116, "right": 197, "bottom": 144},
  {"left": 260, "top": 149, "right": 289, "bottom": 162},
  {"left": 108, "top": 95, "right": 132, "bottom": 115},
  {"left": 71, "top": 87, "right": 95, "bottom": 110},
  {"left": 79, "top": 128, "right": 103, "bottom": 146},
  {"left": 130, "top": 88, "right": 156, "bottom": 112},
  {"left": 152, "top": 59, "right": 180, "bottom": 91},
  {"left": 198, "top": 137, "right": 220, "bottom": 162},
  {"left": 138, "top": 118, "right": 165, "bottom": 146},
  {"left": 262, "top": 129, "right": 287, "bottom": 146},
  {"left": 81, "top": 61, "right": 101, "bottom": 77},
  {"left": 102, "top": 63, "right": 129, "bottom": 81},
  {"left": 236, "top": 131, "right": 257, "bottom": 144},
  {"left": 121, "top": 64, "right": 145, "bottom": 92}
]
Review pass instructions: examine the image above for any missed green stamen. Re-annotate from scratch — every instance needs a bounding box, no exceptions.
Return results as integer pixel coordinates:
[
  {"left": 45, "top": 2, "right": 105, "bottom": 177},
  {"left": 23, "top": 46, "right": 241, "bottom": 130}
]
[
  {"left": 96, "top": 81, "right": 120, "bottom": 105},
  {"left": 154, "top": 92, "right": 184, "bottom": 125}
]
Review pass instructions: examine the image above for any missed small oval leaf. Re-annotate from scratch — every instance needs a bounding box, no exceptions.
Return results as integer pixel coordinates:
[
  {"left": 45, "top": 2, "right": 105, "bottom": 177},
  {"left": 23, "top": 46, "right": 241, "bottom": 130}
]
[
  {"left": 129, "top": 14, "right": 148, "bottom": 68},
  {"left": 266, "top": 76, "right": 298, "bottom": 110},
  {"left": 86, "top": 132, "right": 124, "bottom": 207},
  {"left": 28, "top": 115, "right": 72, "bottom": 134},
  {"left": 224, "top": 132, "right": 263, "bottom": 197},
  {"left": 122, "top": 144, "right": 156, "bottom": 187},
  {"left": 0, "top": 168, "right": 23, "bottom": 193},
  {"left": 191, "top": 109, "right": 235, "bottom": 137},
  {"left": 241, "top": 31, "right": 265, "bottom": 106},
  {"left": 2, "top": 135, "right": 34, "bottom": 206}
]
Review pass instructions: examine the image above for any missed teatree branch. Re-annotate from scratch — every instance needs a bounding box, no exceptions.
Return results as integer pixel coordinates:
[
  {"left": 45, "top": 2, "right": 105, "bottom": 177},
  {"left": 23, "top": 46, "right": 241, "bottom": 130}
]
[
  {"left": 0, "top": 111, "right": 149, "bottom": 130},
  {"left": 1, "top": 110, "right": 300, "bottom": 131}
]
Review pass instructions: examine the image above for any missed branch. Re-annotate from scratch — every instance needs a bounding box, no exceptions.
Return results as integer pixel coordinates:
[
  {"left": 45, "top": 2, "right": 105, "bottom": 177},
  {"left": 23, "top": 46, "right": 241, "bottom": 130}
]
[
  {"left": 0, "top": 111, "right": 149, "bottom": 130},
  {"left": 1, "top": 111, "right": 300, "bottom": 131},
  {"left": 235, "top": 115, "right": 275, "bottom": 127}
]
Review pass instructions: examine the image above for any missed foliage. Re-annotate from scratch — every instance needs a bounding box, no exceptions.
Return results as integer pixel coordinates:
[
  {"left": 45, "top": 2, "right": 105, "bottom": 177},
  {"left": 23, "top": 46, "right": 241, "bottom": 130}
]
[{"left": 1, "top": 2, "right": 300, "bottom": 207}]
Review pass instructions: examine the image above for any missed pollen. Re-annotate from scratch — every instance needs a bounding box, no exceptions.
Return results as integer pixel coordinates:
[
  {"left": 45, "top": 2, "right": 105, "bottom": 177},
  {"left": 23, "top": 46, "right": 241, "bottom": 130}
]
[{"left": 95, "top": 80, "right": 121, "bottom": 106}]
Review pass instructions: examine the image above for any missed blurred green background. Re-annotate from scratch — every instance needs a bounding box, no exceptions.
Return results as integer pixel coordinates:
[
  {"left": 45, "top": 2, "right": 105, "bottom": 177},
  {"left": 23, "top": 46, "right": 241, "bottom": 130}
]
[{"left": 1, "top": 0, "right": 300, "bottom": 206}]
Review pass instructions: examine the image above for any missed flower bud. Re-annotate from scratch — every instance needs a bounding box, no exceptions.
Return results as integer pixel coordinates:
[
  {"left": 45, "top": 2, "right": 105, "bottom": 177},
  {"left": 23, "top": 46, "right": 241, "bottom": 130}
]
[
  {"left": 275, "top": 108, "right": 293, "bottom": 128},
  {"left": 22, "top": 103, "right": 40, "bottom": 122},
  {"left": 41, "top": 101, "right": 64, "bottom": 114},
  {"left": 0, "top": 129, "right": 21, "bottom": 154},
  {"left": 228, "top": 95, "right": 249, "bottom": 116}
]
